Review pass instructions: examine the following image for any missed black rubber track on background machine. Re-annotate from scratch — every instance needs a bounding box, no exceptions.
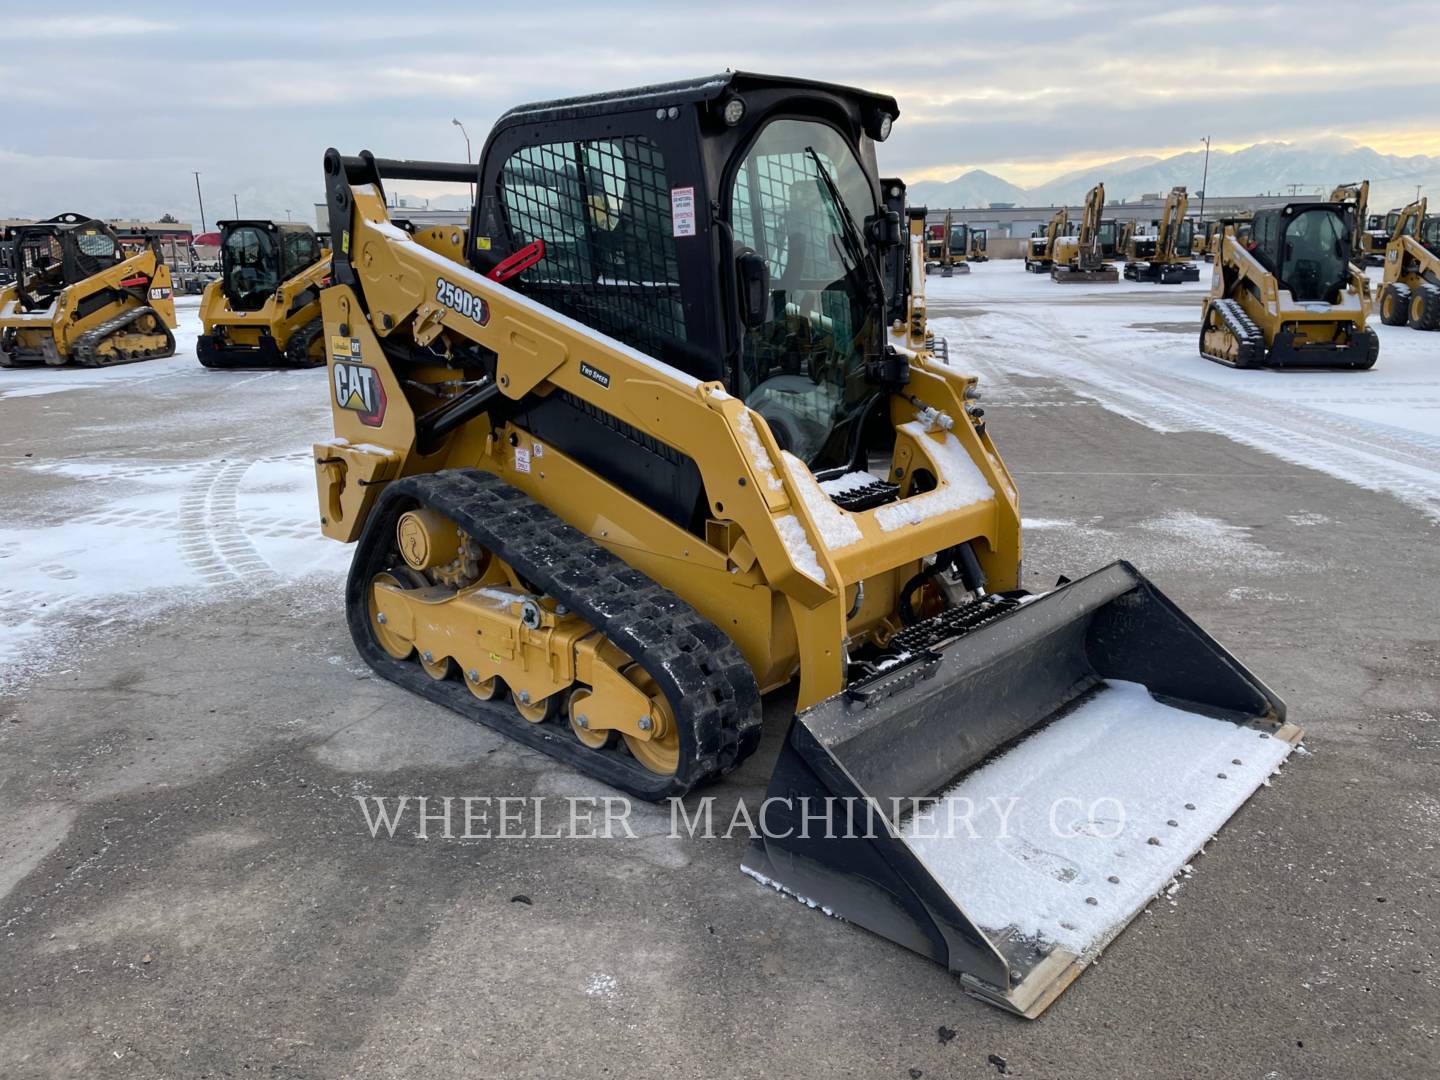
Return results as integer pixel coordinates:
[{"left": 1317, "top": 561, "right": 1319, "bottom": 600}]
[
  {"left": 284, "top": 317, "right": 327, "bottom": 366},
  {"left": 73, "top": 305, "right": 175, "bottom": 367},
  {"left": 347, "top": 468, "right": 763, "bottom": 801}
]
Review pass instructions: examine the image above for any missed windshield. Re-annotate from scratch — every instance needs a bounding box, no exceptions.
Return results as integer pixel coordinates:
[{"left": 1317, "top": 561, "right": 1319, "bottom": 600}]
[
  {"left": 1279, "top": 208, "right": 1350, "bottom": 302},
  {"left": 729, "top": 118, "right": 879, "bottom": 466},
  {"left": 948, "top": 223, "right": 967, "bottom": 255},
  {"left": 223, "top": 226, "right": 280, "bottom": 311}
]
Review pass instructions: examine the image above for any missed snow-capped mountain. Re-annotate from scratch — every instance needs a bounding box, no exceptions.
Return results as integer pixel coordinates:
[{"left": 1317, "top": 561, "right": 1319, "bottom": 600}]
[{"left": 909, "top": 141, "right": 1439, "bottom": 210}]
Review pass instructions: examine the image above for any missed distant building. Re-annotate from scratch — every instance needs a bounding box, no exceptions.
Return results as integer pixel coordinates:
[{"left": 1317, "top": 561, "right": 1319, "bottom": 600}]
[{"left": 929, "top": 193, "right": 1296, "bottom": 240}]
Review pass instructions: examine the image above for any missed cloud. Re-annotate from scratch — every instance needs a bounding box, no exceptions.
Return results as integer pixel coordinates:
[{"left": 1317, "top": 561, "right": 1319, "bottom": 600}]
[
  {"left": 0, "top": 0, "right": 1435, "bottom": 223},
  {"left": 5, "top": 15, "right": 176, "bottom": 39}
]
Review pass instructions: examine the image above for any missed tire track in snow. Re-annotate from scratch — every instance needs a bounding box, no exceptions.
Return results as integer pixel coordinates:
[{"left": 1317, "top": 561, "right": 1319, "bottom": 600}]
[
  {"left": 940, "top": 311, "right": 1440, "bottom": 520},
  {"left": 178, "top": 461, "right": 277, "bottom": 584}
]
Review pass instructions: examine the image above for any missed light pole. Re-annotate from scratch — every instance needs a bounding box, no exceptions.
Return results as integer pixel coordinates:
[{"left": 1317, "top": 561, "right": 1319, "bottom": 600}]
[
  {"left": 232, "top": 193, "right": 239, "bottom": 217},
  {"left": 193, "top": 171, "right": 207, "bottom": 233},
  {"left": 285, "top": 209, "right": 292, "bottom": 222},
  {"left": 453, "top": 118, "right": 475, "bottom": 203},
  {"left": 1198, "top": 136, "right": 1211, "bottom": 225}
]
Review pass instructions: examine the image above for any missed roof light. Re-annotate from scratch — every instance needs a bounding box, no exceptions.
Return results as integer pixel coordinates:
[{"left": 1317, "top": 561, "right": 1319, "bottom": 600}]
[
  {"left": 722, "top": 96, "right": 746, "bottom": 126},
  {"left": 876, "top": 113, "right": 893, "bottom": 142}
]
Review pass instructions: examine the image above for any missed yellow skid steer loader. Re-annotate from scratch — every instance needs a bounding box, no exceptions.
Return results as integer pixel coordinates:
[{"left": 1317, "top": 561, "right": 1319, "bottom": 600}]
[
  {"left": 1202, "top": 201, "right": 1379, "bottom": 368},
  {"left": 1376, "top": 199, "right": 1440, "bottom": 331},
  {"left": 0, "top": 213, "right": 177, "bottom": 368},
  {"left": 198, "top": 220, "right": 333, "bottom": 367},
  {"left": 314, "top": 73, "right": 1298, "bottom": 1017}
]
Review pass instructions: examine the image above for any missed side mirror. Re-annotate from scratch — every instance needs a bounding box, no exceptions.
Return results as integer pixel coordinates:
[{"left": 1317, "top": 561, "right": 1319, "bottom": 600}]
[
  {"left": 865, "top": 210, "right": 902, "bottom": 248},
  {"left": 736, "top": 249, "right": 769, "bottom": 330}
]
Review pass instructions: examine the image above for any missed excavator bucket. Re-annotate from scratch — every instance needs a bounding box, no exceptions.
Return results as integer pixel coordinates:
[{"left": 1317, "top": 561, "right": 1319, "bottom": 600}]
[{"left": 742, "top": 561, "right": 1298, "bottom": 1018}]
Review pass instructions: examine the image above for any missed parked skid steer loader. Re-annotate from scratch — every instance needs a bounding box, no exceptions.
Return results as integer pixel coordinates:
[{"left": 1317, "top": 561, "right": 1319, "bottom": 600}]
[
  {"left": 315, "top": 72, "right": 1298, "bottom": 1018},
  {"left": 197, "top": 220, "right": 333, "bottom": 367},
  {"left": 0, "top": 213, "right": 177, "bottom": 367},
  {"left": 1051, "top": 183, "right": 1117, "bottom": 283},
  {"left": 1201, "top": 202, "right": 1378, "bottom": 368},
  {"left": 1376, "top": 199, "right": 1440, "bottom": 331}
]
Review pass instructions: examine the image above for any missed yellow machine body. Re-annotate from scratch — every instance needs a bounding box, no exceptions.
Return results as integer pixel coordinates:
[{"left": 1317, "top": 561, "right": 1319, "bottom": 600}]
[
  {"left": 1201, "top": 201, "right": 1378, "bottom": 368},
  {"left": 0, "top": 214, "right": 177, "bottom": 368},
  {"left": 311, "top": 74, "right": 1298, "bottom": 1019},
  {"left": 1376, "top": 199, "right": 1440, "bottom": 331},
  {"left": 197, "top": 221, "right": 334, "bottom": 367}
]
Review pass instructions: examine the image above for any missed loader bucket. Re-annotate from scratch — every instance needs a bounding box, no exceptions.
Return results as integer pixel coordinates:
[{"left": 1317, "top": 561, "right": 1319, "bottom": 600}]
[{"left": 741, "top": 561, "right": 1299, "bottom": 1018}]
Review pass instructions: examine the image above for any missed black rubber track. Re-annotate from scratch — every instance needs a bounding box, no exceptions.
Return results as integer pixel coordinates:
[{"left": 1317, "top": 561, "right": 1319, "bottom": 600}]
[
  {"left": 74, "top": 305, "right": 175, "bottom": 367},
  {"left": 284, "top": 317, "right": 327, "bottom": 366},
  {"left": 346, "top": 468, "right": 763, "bottom": 801}
]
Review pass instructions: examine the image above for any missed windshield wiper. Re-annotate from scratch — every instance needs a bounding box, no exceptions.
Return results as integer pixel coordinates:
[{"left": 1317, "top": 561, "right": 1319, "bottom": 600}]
[{"left": 805, "top": 146, "right": 885, "bottom": 308}]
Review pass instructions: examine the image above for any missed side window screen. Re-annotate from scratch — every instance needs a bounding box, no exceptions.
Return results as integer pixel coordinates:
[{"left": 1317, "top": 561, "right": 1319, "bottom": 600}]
[{"left": 499, "top": 135, "right": 686, "bottom": 360}]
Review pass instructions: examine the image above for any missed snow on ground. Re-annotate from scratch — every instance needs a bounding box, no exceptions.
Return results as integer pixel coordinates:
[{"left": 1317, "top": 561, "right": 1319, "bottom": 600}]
[
  {"left": 902, "top": 679, "right": 1293, "bottom": 958},
  {"left": 928, "top": 262, "right": 1440, "bottom": 520},
  {"left": 0, "top": 299, "right": 350, "bottom": 691}
]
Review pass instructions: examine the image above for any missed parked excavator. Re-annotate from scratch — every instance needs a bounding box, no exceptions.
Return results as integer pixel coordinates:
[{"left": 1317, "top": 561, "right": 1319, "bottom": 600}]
[
  {"left": 1050, "top": 183, "right": 1117, "bottom": 283},
  {"left": 923, "top": 213, "right": 969, "bottom": 277},
  {"left": 1024, "top": 207, "right": 1066, "bottom": 273},
  {"left": 0, "top": 213, "right": 177, "bottom": 367},
  {"left": 967, "top": 227, "right": 988, "bottom": 262},
  {"left": 1376, "top": 198, "right": 1440, "bottom": 331},
  {"left": 1201, "top": 201, "right": 1378, "bottom": 367},
  {"left": 197, "top": 220, "right": 333, "bottom": 367},
  {"left": 314, "top": 72, "right": 1298, "bottom": 1018},
  {"left": 1200, "top": 215, "right": 1252, "bottom": 262},
  {"left": 1328, "top": 181, "right": 1388, "bottom": 267},
  {"left": 1123, "top": 187, "right": 1199, "bottom": 283}
]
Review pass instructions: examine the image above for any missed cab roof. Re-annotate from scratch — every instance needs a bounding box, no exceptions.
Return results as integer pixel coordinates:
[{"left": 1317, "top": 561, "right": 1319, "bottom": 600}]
[{"left": 494, "top": 70, "right": 899, "bottom": 132}]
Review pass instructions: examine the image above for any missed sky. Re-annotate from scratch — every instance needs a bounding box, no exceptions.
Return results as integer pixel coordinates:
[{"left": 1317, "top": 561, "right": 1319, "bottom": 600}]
[{"left": 2, "top": 1, "right": 1438, "bottom": 226}]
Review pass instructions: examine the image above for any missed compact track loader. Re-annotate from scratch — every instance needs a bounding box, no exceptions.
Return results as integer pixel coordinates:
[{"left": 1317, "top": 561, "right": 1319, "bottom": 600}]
[
  {"left": 1051, "top": 183, "right": 1117, "bottom": 283},
  {"left": 0, "top": 213, "right": 177, "bottom": 368},
  {"left": 316, "top": 72, "right": 1298, "bottom": 1018},
  {"left": 1202, "top": 202, "right": 1378, "bottom": 368},
  {"left": 1376, "top": 199, "right": 1440, "bottom": 331},
  {"left": 1024, "top": 207, "right": 1065, "bottom": 273},
  {"left": 197, "top": 220, "right": 333, "bottom": 367},
  {"left": 1123, "top": 187, "right": 1199, "bottom": 283}
]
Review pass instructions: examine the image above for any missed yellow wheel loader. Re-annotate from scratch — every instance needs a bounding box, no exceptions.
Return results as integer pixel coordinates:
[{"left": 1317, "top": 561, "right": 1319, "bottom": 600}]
[
  {"left": 1123, "top": 187, "right": 1200, "bottom": 283},
  {"left": 1051, "top": 183, "right": 1117, "bottom": 283},
  {"left": 1201, "top": 201, "right": 1379, "bottom": 368},
  {"left": 197, "top": 220, "right": 333, "bottom": 367},
  {"left": 1376, "top": 199, "right": 1440, "bottom": 331},
  {"left": 1023, "top": 207, "right": 1065, "bottom": 273},
  {"left": 0, "top": 213, "right": 177, "bottom": 368},
  {"left": 315, "top": 72, "right": 1298, "bottom": 1018}
]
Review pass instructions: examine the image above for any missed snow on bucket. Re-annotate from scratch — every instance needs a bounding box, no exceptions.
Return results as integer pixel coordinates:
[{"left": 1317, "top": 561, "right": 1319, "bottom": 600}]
[{"left": 742, "top": 561, "right": 1299, "bottom": 1017}]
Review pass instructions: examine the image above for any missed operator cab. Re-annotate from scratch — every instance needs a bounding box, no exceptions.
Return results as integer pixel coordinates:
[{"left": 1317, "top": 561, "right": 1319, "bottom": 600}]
[
  {"left": 11, "top": 213, "right": 122, "bottom": 311},
  {"left": 218, "top": 220, "right": 326, "bottom": 311},
  {"left": 948, "top": 221, "right": 968, "bottom": 257},
  {"left": 469, "top": 72, "right": 901, "bottom": 470},
  {"left": 1249, "top": 203, "right": 1354, "bottom": 303}
]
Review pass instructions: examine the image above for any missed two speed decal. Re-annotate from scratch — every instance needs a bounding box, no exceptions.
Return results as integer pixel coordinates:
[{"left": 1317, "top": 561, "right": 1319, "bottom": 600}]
[{"left": 435, "top": 277, "right": 490, "bottom": 325}]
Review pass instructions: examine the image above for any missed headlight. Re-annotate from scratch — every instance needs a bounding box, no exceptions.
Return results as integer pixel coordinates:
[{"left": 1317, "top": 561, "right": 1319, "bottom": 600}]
[
  {"left": 876, "top": 113, "right": 893, "bottom": 141},
  {"left": 722, "top": 96, "right": 746, "bottom": 126}
]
